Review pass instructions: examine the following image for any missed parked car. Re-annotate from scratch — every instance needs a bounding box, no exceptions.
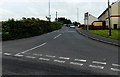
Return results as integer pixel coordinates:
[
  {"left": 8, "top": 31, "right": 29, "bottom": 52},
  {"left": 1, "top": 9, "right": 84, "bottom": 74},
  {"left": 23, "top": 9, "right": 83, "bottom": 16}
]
[{"left": 69, "top": 24, "right": 75, "bottom": 29}]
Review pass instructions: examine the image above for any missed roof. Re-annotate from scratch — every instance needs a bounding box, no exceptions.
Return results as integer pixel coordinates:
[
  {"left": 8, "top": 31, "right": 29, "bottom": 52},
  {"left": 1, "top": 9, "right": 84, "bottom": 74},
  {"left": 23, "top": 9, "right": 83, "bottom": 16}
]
[
  {"left": 98, "top": 1, "right": 118, "bottom": 19},
  {"left": 98, "top": 7, "right": 111, "bottom": 19}
]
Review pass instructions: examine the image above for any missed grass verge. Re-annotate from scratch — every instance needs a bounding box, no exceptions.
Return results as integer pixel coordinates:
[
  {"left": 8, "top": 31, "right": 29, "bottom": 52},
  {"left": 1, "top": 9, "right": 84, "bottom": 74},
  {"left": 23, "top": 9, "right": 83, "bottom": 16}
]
[{"left": 88, "top": 30, "right": 120, "bottom": 40}]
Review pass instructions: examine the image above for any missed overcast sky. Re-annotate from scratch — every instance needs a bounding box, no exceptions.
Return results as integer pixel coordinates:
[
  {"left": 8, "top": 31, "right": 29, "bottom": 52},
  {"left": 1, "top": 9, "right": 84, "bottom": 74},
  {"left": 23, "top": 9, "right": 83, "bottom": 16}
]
[{"left": 0, "top": 0, "right": 118, "bottom": 23}]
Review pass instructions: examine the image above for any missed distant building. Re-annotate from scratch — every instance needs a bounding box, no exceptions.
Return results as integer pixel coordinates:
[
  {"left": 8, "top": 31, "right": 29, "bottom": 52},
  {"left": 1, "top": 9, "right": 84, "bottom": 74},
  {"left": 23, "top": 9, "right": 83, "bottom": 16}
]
[
  {"left": 91, "top": 21, "right": 107, "bottom": 30},
  {"left": 88, "top": 14, "right": 98, "bottom": 25},
  {"left": 98, "top": 1, "right": 120, "bottom": 29},
  {"left": 84, "top": 13, "right": 98, "bottom": 26}
]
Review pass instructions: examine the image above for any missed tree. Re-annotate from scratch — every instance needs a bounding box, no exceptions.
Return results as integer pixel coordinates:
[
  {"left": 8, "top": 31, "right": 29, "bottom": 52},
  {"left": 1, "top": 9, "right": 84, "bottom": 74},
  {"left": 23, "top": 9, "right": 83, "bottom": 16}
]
[
  {"left": 73, "top": 21, "right": 80, "bottom": 26},
  {"left": 58, "top": 17, "right": 72, "bottom": 24}
]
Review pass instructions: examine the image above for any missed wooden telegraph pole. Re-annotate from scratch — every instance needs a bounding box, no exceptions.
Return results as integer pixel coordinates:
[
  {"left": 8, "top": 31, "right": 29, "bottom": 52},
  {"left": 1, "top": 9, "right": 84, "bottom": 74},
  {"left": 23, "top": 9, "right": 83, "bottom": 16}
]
[{"left": 108, "top": 0, "right": 112, "bottom": 36}]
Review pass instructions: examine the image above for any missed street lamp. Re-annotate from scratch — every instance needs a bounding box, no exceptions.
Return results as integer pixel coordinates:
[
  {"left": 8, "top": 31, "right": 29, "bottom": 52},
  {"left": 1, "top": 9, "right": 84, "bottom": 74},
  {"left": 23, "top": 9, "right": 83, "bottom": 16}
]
[
  {"left": 49, "top": 0, "right": 51, "bottom": 22},
  {"left": 108, "top": 0, "right": 112, "bottom": 36},
  {"left": 46, "top": 0, "right": 51, "bottom": 22}
]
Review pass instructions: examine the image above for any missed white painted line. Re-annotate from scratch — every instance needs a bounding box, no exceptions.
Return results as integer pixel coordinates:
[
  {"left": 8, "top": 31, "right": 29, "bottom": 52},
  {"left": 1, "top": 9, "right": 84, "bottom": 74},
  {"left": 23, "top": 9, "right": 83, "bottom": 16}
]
[
  {"left": 25, "top": 55, "right": 34, "bottom": 58},
  {"left": 14, "top": 54, "right": 24, "bottom": 57},
  {"left": 70, "top": 62, "right": 83, "bottom": 66},
  {"left": 4, "top": 53, "right": 11, "bottom": 56},
  {"left": 74, "top": 59, "right": 87, "bottom": 62},
  {"left": 89, "top": 65, "right": 104, "bottom": 69},
  {"left": 15, "top": 43, "right": 47, "bottom": 55},
  {"left": 111, "top": 68, "right": 120, "bottom": 72},
  {"left": 21, "top": 43, "right": 47, "bottom": 54},
  {"left": 59, "top": 57, "right": 70, "bottom": 60},
  {"left": 54, "top": 60, "right": 65, "bottom": 63},
  {"left": 92, "top": 61, "right": 106, "bottom": 65},
  {"left": 112, "top": 64, "right": 120, "bottom": 67},
  {"left": 33, "top": 53, "right": 43, "bottom": 56},
  {"left": 54, "top": 34, "right": 62, "bottom": 39},
  {"left": 46, "top": 55, "right": 55, "bottom": 58},
  {"left": 39, "top": 57, "right": 50, "bottom": 61}
]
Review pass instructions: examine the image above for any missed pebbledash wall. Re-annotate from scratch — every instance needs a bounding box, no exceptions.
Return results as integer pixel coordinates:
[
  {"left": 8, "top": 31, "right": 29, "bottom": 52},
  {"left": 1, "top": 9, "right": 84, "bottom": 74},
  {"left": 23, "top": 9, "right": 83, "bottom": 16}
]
[
  {"left": 98, "top": 1, "right": 120, "bottom": 29},
  {"left": 84, "top": 14, "right": 98, "bottom": 26}
]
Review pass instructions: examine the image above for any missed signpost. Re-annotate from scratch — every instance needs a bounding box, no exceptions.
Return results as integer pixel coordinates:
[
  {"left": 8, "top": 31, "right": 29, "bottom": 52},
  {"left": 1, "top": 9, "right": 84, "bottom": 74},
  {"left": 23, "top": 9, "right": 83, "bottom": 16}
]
[{"left": 84, "top": 12, "right": 89, "bottom": 30}]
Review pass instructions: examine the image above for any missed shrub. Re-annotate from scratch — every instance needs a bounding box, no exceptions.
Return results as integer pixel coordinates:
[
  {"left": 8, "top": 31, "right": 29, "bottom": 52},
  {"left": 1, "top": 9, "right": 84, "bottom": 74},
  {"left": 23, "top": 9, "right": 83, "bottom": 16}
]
[{"left": 2, "top": 18, "right": 62, "bottom": 41}]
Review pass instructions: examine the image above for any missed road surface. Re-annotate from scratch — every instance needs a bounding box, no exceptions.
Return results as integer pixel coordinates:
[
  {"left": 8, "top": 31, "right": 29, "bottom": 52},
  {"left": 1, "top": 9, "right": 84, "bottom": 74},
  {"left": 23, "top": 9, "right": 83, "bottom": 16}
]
[{"left": 2, "top": 26, "right": 119, "bottom": 75}]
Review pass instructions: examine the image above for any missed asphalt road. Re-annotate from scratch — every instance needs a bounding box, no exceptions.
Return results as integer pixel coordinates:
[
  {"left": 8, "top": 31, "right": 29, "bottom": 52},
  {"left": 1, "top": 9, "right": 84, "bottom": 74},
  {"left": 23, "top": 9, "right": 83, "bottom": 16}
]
[{"left": 2, "top": 26, "right": 119, "bottom": 76}]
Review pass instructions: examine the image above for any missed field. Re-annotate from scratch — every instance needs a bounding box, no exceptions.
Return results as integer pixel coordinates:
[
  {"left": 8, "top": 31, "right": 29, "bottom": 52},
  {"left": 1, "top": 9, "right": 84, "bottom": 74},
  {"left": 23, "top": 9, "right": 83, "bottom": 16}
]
[{"left": 88, "top": 30, "right": 120, "bottom": 40}]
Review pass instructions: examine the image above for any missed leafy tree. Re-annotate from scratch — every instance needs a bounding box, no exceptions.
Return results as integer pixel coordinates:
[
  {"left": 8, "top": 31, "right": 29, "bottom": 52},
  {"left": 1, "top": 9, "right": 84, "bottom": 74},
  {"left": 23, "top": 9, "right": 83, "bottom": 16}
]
[{"left": 73, "top": 21, "right": 80, "bottom": 26}]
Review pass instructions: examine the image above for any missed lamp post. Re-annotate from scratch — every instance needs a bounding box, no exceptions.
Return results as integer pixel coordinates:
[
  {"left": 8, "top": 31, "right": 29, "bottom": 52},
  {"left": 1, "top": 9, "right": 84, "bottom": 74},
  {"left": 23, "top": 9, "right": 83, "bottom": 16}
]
[
  {"left": 108, "top": 0, "right": 112, "bottom": 36},
  {"left": 77, "top": 8, "right": 79, "bottom": 22},
  {"left": 46, "top": 0, "right": 51, "bottom": 22}
]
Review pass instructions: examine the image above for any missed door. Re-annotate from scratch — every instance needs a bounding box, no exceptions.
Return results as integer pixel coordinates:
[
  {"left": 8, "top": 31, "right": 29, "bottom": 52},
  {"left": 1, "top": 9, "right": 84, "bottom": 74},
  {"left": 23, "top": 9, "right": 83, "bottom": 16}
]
[{"left": 114, "top": 24, "right": 117, "bottom": 29}]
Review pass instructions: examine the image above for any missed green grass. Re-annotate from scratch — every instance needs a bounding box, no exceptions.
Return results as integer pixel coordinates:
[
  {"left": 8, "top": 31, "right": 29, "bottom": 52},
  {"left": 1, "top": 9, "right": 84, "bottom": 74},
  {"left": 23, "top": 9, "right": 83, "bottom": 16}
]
[{"left": 88, "top": 30, "right": 120, "bottom": 40}]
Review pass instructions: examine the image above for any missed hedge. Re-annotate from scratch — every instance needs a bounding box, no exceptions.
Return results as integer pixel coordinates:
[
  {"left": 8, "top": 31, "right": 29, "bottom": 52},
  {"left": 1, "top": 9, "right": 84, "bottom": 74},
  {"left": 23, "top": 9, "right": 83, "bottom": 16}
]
[{"left": 2, "top": 18, "right": 62, "bottom": 41}]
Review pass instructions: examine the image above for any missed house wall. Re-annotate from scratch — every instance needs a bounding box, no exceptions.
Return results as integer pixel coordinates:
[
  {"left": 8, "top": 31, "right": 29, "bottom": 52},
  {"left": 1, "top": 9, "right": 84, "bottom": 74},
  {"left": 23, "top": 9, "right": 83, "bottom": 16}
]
[
  {"left": 93, "top": 22, "right": 103, "bottom": 26},
  {"left": 88, "top": 14, "right": 98, "bottom": 25},
  {"left": 84, "top": 14, "right": 98, "bottom": 25},
  {"left": 98, "top": 1, "right": 120, "bottom": 29},
  {"left": 111, "top": 1, "right": 120, "bottom": 29}
]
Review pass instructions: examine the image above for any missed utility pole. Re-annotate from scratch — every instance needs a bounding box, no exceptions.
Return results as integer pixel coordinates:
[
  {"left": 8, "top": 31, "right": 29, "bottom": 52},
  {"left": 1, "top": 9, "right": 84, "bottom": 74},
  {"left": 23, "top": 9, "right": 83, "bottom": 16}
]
[
  {"left": 55, "top": 11, "right": 58, "bottom": 21},
  {"left": 49, "top": 0, "right": 51, "bottom": 22},
  {"left": 77, "top": 8, "right": 79, "bottom": 22},
  {"left": 46, "top": 0, "right": 51, "bottom": 22},
  {"left": 108, "top": 0, "right": 112, "bottom": 36}
]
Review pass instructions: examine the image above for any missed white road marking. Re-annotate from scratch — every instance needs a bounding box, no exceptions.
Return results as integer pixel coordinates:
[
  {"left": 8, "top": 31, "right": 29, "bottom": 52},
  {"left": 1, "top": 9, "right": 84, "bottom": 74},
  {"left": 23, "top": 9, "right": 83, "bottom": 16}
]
[
  {"left": 54, "top": 60, "right": 65, "bottom": 63},
  {"left": 46, "top": 55, "right": 55, "bottom": 58},
  {"left": 26, "top": 56, "right": 36, "bottom": 59},
  {"left": 89, "top": 65, "right": 104, "bottom": 69},
  {"left": 59, "top": 57, "right": 70, "bottom": 60},
  {"left": 54, "top": 34, "right": 62, "bottom": 39},
  {"left": 112, "top": 64, "right": 120, "bottom": 67},
  {"left": 15, "top": 43, "right": 47, "bottom": 55},
  {"left": 92, "top": 61, "right": 106, "bottom": 65},
  {"left": 39, "top": 57, "right": 50, "bottom": 61},
  {"left": 14, "top": 54, "right": 24, "bottom": 57},
  {"left": 74, "top": 59, "right": 87, "bottom": 62},
  {"left": 111, "top": 68, "right": 120, "bottom": 72},
  {"left": 70, "top": 62, "right": 83, "bottom": 66},
  {"left": 33, "top": 53, "right": 43, "bottom": 56},
  {"left": 4, "top": 53, "right": 11, "bottom": 56}
]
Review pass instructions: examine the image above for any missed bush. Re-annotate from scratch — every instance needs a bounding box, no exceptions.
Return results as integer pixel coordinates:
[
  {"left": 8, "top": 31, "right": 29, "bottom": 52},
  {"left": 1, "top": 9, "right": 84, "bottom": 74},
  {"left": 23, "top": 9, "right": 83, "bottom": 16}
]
[{"left": 2, "top": 18, "right": 62, "bottom": 41}]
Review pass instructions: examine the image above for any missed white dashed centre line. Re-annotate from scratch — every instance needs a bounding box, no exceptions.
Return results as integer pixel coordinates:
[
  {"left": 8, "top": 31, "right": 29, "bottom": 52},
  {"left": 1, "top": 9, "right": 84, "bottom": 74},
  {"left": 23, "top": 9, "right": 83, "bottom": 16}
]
[
  {"left": 14, "top": 54, "right": 24, "bottom": 57},
  {"left": 92, "top": 61, "right": 107, "bottom": 65},
  {"left": 26, "top": 56, "right": 36, "bottom": 59},
  {"left": 4, "top": 53, "right": 11, "bottom": 56},
  {"left": 54, "top": 60, "right": 65, "bottom": 63},
  {"left": 74, "top": 59, "right": 87, "bottom": 62},
  {"left": 59, "top": 57, "right": 70, "bottom": 60},
  {"left": 15, "top": 42, "right": 47, "bottom": 55},
  {"left": 54, "top": 34, "right": 62, "bottom": 39},
  {"left": 70, "top": 62, "right": 83, "bottom": 66},
  {"left": 89, "top": 65, "right": 104, "bottom": 69},
  {"left": 112, "top": 64, "right": 120, "bottom": 67},
  {"left": 39, "top": 58, "right": 50, "bottom": 61},
  {"left": 111, "top": 68, "right": 120, "bottom": 72},
  {"left": 33, "top": 53, "right": 43, "bottom": 56},
  {"left": 46, "top": 55, "right": 55, "bottom": 58}
]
